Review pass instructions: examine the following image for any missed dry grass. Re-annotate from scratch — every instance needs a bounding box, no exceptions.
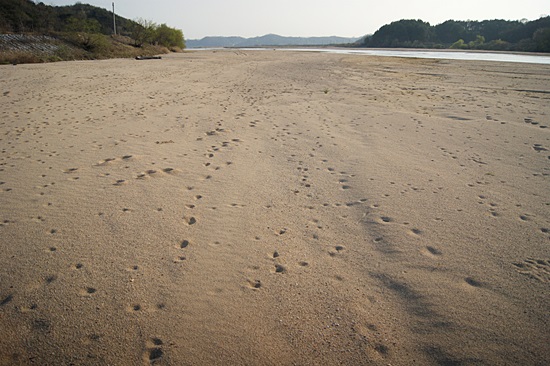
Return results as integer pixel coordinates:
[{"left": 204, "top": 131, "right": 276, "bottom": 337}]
[{"left": 0, "top": 33, "right": 172, "bottom": 64}]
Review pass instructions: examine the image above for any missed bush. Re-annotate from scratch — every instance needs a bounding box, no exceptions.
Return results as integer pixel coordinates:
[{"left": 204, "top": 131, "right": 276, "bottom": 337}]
[
  {"left": 533, "top": 28, "right": 550, "bottom": 52},
  {"left": 450, "top": 39, "right": 468, "bottom": 49},
  {"left": 484, "top": 39, "right": 511, "bottom": 51}
]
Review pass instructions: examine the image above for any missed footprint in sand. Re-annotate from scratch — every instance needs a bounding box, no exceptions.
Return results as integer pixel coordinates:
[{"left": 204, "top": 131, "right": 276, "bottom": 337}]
[
  {"left": 95, "top": 158, "right": 116, "bottom": 166},
  {"left": 409, "top": 228, "right": 422, "bottom": 236},
  {"left": 80, "top": 287, "right": 97, "bottom": 295},
  {"left": 113, "top": 179, "right": 127, "bottom": 186},
  {"left": 426, "top": 246, "right": 442, "bottom": 255},
  {"left": 144, "top": 338, "right": 164, "bottom": 363},
  {"left": 174, "top": 256, "right": 186, "bottom": 263},
  {"left": 464, "top": 277, "right": 483, "bottom": 288},
  {"left": 247, "top": 279, "right": 262, "bottom": 289},
  {"left": 183, "top": 216, "right": 196, "bottom": 225},
  {"left": 274, "top": 264, "right": 286, "bottom": 273},
  {"left": 512, "top": 258, "right": 550, "bottom": 282}
]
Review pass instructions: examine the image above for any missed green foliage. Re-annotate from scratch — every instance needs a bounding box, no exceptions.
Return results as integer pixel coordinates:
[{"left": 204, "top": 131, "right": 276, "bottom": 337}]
[
  {"left": 533, "top": 28, "right": 550, "bottom": 52},
  {"left": 484, "top": 39, "right": 511, "bottom": 51},
  {"left": 434, "top": 21, "right": 467, "bottom": 43},
  {"left": 468, "top": 35, "right": 485, "bottom": 49},
  {"left": 130, "top": 19, "right": 185, "bottom": 49},
  {"left": 130, "top": 18, "right": 156, "bottom": 46},
  {"left": 0, "top": 0, "right": 186, "bottom": 50},
  {"left": 360, "top": 16, "right": 550, "bottom": 52},
  {"left": 366, "top": 19, "right": 433, "bottom": 47},
  {"left": 65, "top": 17, "right": 101, "bottom": 34},
  {"left": 0, "top": 1, "right": 186, "bottom": 64},
  {"left": 154, "top": 23, "right": 185, "bottom": 49},
  {"left": 450, "top": 39, "right": 467, "bottom": 49}
]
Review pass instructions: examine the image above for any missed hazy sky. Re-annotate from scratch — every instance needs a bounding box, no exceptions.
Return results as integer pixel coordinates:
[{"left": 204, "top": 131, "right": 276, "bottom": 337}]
[{"left": 46, "top": 1, "right": 549, "bottom": 39}]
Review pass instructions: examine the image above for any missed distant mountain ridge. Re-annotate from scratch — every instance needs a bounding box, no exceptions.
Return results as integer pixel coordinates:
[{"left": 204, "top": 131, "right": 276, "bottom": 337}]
[{"left": 187, "top": 34, "right": 360, "bottom": 48}]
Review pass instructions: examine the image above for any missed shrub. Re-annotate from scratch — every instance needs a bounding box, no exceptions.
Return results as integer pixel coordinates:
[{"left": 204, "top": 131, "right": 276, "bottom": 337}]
[{"left": 450, "top": 39, "right": 468, "bottom": 49}]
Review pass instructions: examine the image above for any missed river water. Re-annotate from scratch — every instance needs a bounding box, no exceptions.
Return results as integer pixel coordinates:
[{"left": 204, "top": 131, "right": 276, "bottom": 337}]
[
  {"left": 285, "top": 48, "right": 550, "bottom": 65},
  {"left": 191, "top": 47, "right": 550, "bottom": 65}
]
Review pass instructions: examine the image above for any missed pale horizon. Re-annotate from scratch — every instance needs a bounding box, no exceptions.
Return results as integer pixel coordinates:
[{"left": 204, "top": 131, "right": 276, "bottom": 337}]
[{"left": 46, "top": 0, "right": 549, "bottom": 39}]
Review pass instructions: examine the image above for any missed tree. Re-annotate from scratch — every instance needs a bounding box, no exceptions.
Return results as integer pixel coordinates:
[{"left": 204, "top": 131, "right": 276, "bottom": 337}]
[
  {"left": 434, "top": 20, "right": 468, "bottom": 43},
  {"left": 65, "top": 17, "right": 105, "bottom": 51},
  {"left": 65, "top": 16, "right": 100, "bottom": 33},
  {"left": 367, "top": 19, "right": 432, "bottom": 47},
  {"left": 450, "top": 39, "right": 468, "bottom": 49},
  {"left": 533, "top": 28, "right": 550, "bottom": 52},
  {"left": 130, "top": 18, "right": 156, "bottom": 47},
  {"left": 154, "top": 23, "right": 185, "bottom": 48},
  {"left": 468, "top": 35, "right": 485, "bottom": 49}
]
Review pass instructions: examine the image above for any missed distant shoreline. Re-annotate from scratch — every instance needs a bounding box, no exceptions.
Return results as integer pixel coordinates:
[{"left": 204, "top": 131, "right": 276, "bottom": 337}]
[{"left": 188, "top": 47, "right": 550, "bottom": 65}]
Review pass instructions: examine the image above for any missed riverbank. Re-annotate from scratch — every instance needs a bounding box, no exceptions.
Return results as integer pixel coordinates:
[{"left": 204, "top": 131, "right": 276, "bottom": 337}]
[
  {"left": 0, "top": 33, "right": 175, "bottom": 64},
  {"left": 1, "top": 50, "right": 548, "bottom": 365}
]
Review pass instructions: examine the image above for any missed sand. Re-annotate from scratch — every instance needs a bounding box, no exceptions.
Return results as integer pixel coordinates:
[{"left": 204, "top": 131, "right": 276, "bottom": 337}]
[{"left": 0, "top": 50, "right": 549, "bottom": 365}]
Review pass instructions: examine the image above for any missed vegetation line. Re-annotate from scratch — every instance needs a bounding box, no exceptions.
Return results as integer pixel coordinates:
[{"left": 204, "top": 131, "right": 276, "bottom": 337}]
[
  {"left": 357, "top": 18, "right": 550, "bottom": 53},
  {"left": 1, "top": 1, "right": 549, "bottom": 64},
  {"left": 0, "top": 0, "right": 186, "bottom": 64}
]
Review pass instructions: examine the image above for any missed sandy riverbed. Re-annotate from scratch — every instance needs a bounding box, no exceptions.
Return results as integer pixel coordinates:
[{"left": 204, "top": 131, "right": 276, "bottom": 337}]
[{"left": 1, "top": 50, "right": 549, "bottom": 365}]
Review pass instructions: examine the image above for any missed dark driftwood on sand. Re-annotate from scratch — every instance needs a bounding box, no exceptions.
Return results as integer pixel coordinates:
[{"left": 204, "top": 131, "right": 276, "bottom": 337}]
[{"left": 135, "top": 56, "right": 162, "bottom": 60}]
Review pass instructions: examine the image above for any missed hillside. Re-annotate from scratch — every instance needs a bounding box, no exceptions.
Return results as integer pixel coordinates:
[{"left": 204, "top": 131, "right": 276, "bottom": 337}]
[
  {"left": 0, "top": 0, "right": 135, "bottom": 35},
  {"left": 360, "top": 17, "right": 550, "bottom": 52},
  {"left": 0, "top": 0, "right": 185, "bottom": 64},
  {"left": 187, "top": 34, "right": 360, "bottom": 48}
]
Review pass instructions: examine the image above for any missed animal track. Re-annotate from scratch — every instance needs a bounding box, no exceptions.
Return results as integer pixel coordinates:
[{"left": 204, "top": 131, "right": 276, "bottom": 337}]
[
  {"left": 464, "top": 277, "right": 482, "bottom": 287},
  {"left": 409, "top": 228, "right": 422, "bottom": 235},
  {"left": 532, "top": 144, "right": 548, "bottom": 152},
  {"left": 247, "top": 279, "right": 262, "bottom": 289},
  {"left": 95, "top": 157, "right": 116, "bottom": 166},
  {"left": 274, "top": 264, "right": 286, "bottom": 273},
  {"left": 145, "top": 337, "right": 164, "bottom": 363},
  {"left": 183, "top": 216, "right": 197, "bottom": 225},
  {"left": 136, "top": 168, "right": 177, "bottom": 179},
  {"left": 513, "top": 258, "right": 550, "bottom": 282},
  {"left": 425, "top": 246, "right": 442, "bottom": 256}
]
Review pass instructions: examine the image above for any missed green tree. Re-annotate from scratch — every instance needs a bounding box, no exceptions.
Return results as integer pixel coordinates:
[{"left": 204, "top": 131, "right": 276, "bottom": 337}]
[
  {"left": 434, "top": 20, "right": 467, "bottom": 43},
  {"left": 368, "top": 19, "right": 433, "bottom": 47},
  {"left": 154, "top": 23, "right": 185, "bottom": 48},
  {"left": 533, "top": 28, "right": 550, "bottom": 52},
  {"left": 468, "top": 35, "right": 485, "bottom": 49},
  {"left": 484, "top": 39, "right": 511, "bottom": 51},
  {"left": 130, "top": 18, "right": 156, "bottom": 47},
  {"left": 65, "top": 16, "right": 101, "bottom": 33},
  {"left": 450, "top": 39, "right": 468, "bottom": 49}
]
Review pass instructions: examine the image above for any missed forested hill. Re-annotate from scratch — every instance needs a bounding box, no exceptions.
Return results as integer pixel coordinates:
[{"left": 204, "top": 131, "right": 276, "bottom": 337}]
[
  {"left": 0, "top": 0, "right": 135, "bottom": 35},
  {"left": 359, "top": 17, "right": 550, "bottom": 52},
  {"left": 0, "top": 0, "right": 184, "bottom": 48},
  {"left": 0, "top": 0, "right": 185, "bottom": 63}
]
